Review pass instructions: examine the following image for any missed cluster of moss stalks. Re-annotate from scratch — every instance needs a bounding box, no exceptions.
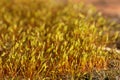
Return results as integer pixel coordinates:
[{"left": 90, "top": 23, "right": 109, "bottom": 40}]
[{"left": 0, "top": 0, "right": 119, "bottom": 79}]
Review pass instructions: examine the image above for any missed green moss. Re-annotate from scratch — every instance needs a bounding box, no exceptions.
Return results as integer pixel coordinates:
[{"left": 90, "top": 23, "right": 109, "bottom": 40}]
[{"left": 0, "top": 0, "right": 119, "bottom": 79}]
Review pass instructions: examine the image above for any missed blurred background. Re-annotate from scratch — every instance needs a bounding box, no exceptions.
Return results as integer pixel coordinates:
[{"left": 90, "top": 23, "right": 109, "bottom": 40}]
[
  {"left": 81, "top": 0, "right": 120, "bottom": 16},
  {"left": 8, "top": 0, "right": 120, "bottom": 23},
  {"left": 56, "top": 0, "right": 120, "bottom": 22},
  {"left": 12, "top": 0, "right": 120, "bottom": 18}
]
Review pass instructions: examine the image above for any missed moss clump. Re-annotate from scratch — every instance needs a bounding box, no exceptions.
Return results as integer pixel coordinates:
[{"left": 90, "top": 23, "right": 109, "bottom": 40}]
[{"left": 0, "top": 0, "right": 119, "bottom": 79}]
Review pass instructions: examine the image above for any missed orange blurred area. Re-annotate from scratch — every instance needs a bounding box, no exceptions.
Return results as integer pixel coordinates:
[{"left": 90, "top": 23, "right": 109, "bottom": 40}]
[
  {"left": 73, "top": 0, "right": 120, "bottom": 17},
  {"left": 53, "top": 0, "right": 120, "bottom": 17}
]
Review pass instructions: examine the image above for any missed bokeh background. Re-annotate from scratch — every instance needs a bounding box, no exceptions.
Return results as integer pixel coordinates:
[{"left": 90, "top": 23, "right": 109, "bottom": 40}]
[
  {"left": 73, "top": 0, "right": 120, "bottom": 16},
  {"left": 56, "top": 0, "right": 120, "bottom": 22}
]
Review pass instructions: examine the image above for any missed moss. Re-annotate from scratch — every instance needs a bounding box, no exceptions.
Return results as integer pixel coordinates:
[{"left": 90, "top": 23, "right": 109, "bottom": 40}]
[{"left": 0, "top": 0, "right": 119, "bottom": 79}]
